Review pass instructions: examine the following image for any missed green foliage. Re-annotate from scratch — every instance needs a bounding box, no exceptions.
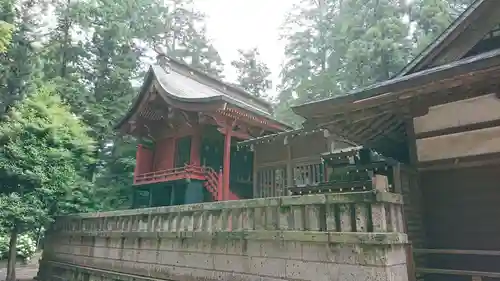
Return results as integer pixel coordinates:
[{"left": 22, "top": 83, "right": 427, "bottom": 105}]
[
  {"left": 411, "top": 0, "right": 454, "bottom": 54},
  {"left": 0, "top": 0, "right": 46, "bottom": 117},
  {"left": 0, "top": 20, "right": 13, "bottom": 52},
  {"left": 231, "top": 48, "right": 272, "bottom": 99},
  {"left": 0, "top": 84, "right": 96, "bottom": 231},
  {"left": 0, "top": 235, "right": 7, "bottom": 256}
]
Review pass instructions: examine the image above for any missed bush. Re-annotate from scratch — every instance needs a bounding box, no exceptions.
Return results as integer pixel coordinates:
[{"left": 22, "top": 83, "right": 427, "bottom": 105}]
[
  {"left": 0, "top": 233, "right": 37, "bottom": 262},
  {"left": 17, "top": 233, "right": 37, "bottom": 261}
]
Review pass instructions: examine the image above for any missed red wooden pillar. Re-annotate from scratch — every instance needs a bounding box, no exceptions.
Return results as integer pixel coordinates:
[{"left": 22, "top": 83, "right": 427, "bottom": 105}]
[
  {"left": 134, "top": 144, "right": 143, "bottom": 183},
  {"left": 165, "top": 138, "right": 175, "bottom": 169},
  {"left": 190, "top": 130, "right": 201, "bottom": 166},
  {"left": 222, "top": 124, "right": 232, "bottom": 201}
]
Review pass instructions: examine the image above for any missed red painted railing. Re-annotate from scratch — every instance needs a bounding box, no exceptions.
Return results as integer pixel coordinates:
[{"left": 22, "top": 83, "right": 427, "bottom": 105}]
[
  {"left": 134, "top": 164, "right": 240, "bottom": 202},
  {"left": 203, "top": 167, "right": 240, "bottom": 201},
  {"left": 203, "top": 167, "right": 222, "bottom": 201},
  {"left": 133, "top": 164, "right": 205, "bottom": 185}
]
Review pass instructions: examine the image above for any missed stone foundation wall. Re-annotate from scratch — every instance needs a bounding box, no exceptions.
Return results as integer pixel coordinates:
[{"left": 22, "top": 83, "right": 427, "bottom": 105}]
[{"left": 38, "top": 191, "right": 409, "bottom": 281}]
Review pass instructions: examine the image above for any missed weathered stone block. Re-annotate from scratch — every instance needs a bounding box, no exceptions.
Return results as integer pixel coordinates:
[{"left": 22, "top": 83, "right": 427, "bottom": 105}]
[
  {"left": 213, "top": 254, "right": 247, "bottom": 272},
  {"left": 242, "top": 240, "right": 261, "bottom": 257},
  {"left": 301, "top": 242, "right": 329, "bottom": 262},
  {"left": 260, "top": 240, "right": 302, "bottom": 260},
  {"left": 184, "top": 252, "right": 214, "bottom": 270},
  {"left": 328, "top": 244, "right": 407, "bottom": 266},
  {"left": 286, "top": 260, "right": 336, "bottom": 281},
  {"left": 248, "top": 257, "right": 286, "bottom": 277}
]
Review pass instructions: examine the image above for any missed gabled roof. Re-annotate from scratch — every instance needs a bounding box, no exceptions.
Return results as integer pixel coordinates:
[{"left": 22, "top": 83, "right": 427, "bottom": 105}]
[
  {"left": 162, "top": 56, "right": 275, "bottom": 115},
  {"left": 116, "top": 57, "right": 290, "bottom": 131},
  {"left": 153, "top": 64, "right": 271, "bottom": 117},
  {"left": 398, "top": 0, "right": 499, "bottom": 76}
]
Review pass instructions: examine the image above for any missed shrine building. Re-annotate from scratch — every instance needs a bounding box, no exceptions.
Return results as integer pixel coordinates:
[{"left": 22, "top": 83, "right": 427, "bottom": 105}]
[{"left": 115, "top": 57, "right": 291, "bottom": 207}]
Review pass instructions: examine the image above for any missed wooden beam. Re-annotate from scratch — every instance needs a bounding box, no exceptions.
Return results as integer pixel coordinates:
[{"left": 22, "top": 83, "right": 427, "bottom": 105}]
[
  {"left": 416, "top": 125, "right": 500, "bottom": 162},
  {"left": 217, "top": 127, "right": 251, "bottom": 140},
  {"left": 416, "top": 268, "right": 500, "bottom": 278},
  {"left": 414, "top": 93, "right": 500, "bottom": 137},
  {"left": 416, "top": 118, "right": 500, "bottom": 139},
  {"left": 413, "top": 248, "right": 500, "bottom": 256},
  {"left": 418, "top": 151, "right": 500, "bottom": 171}
]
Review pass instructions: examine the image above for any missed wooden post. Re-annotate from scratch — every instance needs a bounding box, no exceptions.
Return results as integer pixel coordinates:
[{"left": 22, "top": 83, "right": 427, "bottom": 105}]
[
  {"left": 252, "top": 145, "right": 258, "bottom": 198},
  {"left": 286, "top": 144, "right": 293, "bottom": 194},
  {"left": 392, "top": 162, "right": 402, "bottom": 194},
  {"left": 405, "top": 117, "right": 418, "bottom": 281},
  {"left": 134, "top": 144, "right": 143, "bottom": 184},
  {"left": 190, "top": 129, "right": 201, "bottom": 166},
  {"left": 166, "top": 138, "right": 175, "bottom": 169},
  {"left": 223, "top": 125, "right": 232, "bottom": 201}
]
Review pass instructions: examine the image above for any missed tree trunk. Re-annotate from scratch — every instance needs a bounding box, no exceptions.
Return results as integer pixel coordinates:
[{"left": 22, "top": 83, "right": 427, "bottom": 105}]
[{"left": 6, "top": 225, "right": 18, "bottom": 281}]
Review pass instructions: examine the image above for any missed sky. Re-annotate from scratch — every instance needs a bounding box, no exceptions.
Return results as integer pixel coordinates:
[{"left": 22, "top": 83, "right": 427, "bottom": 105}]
[{"left": 195, "top": 0, "right": 300, "bottom": 93}]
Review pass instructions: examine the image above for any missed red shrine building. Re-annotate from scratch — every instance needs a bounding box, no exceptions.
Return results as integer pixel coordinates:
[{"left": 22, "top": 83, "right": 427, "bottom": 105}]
[{"left": 116, "top": 57, "right": 290, "bottom": 207}]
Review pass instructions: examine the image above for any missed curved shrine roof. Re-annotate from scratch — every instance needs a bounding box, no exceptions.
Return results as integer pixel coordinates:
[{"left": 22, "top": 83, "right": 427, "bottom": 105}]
[
  {"left": 151, "top": 65, "right": 272, "bottom": 117},
  {"left": 116, "top": 57, "right": 290, "bottom": 131}
]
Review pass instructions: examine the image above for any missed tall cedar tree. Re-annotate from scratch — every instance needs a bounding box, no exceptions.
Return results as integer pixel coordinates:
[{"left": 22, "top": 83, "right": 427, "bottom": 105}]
[
  {"left": 0, "top": 0, "right": 46, "bottom": 117},
  {"left": 147, "top": 0, "right": 224, "bottom": 77},
  {"left": 231, "top": 48, "right": 272, "bottom": 99},
  {"left": 0, "top": 20, "right": 13, "bottom": 52},
  {"left": 275, "top": 0, "right": 473, "bottom": 125}
]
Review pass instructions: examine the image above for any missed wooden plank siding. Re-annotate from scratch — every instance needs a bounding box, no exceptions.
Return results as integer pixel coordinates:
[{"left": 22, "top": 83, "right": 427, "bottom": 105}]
[
  {"left": 414, "top": 93, "right": 500, "bottom": 165},
  {"left": 413, "top": 94, "right": 500, "bottom": 136}
]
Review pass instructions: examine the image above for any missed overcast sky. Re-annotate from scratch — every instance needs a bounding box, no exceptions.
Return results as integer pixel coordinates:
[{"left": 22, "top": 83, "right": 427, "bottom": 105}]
[{"left": 195, "top": 0, "right": 300, "bottom": 92}]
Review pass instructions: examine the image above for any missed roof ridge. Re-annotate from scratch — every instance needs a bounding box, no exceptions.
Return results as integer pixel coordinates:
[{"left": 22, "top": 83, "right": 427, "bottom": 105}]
[{"left": 156, "top": 55, "right": 274, "bottom": 114}]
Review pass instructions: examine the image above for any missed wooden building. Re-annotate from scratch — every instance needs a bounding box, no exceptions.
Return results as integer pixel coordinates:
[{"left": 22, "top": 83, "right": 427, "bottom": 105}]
[
  {"left": 237, "top": 128, "right": 359, "bottom": 197},
  {"left": 116, "top": 56, "right": 289, "bottom": 207},
  {"left": 285, "top": 0, "right": 500, "bottom": 280}
]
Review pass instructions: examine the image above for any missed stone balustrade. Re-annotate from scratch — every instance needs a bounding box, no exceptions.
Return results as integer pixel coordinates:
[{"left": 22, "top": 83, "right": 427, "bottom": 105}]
[
  {"left": 38, "top": 188, "right": 409, "bottom": 281},
  {"left": 54, "top": 190, "right": 404, "bottom": 236}
]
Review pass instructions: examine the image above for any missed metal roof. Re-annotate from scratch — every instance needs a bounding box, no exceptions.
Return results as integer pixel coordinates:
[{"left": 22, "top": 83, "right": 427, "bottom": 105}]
[
  {"left": 151, "top": 65, "right": 272, "bottom": 117},
  {"left": 116, "top": 58, "right": 291, "bottom": 131}
]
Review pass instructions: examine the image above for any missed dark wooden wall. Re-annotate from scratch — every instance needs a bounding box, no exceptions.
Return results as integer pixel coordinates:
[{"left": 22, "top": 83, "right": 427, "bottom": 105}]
[
  {"left": 420, "top": 165, "right": 500, "bottom": 280},
  {"left": 400, "top": 168, "right": 427, "bottom": 272}
]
